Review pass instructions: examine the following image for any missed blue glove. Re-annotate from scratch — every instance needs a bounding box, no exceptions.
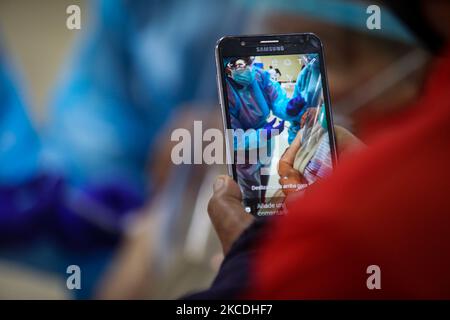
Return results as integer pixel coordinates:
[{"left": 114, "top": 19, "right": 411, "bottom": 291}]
[
  {"left": 262, "top": 118, "right": 285, "bottom": 139},
  {"left": 286, "top": 96, "right": 306, "bottom": 117}
]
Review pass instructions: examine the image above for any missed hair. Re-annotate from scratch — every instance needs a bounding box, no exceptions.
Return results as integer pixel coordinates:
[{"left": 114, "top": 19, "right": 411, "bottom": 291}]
[{"left": 383, "top": 0, "right": 445, "bottom": 54}]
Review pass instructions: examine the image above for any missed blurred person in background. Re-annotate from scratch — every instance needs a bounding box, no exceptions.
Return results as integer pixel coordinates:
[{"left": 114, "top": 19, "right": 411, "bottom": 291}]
[
  {"left": 96, "top": 0, "right": 447, "bottom": 299},
  {"left": 0, "top": 0, "right": 248, "bottom": 298}
]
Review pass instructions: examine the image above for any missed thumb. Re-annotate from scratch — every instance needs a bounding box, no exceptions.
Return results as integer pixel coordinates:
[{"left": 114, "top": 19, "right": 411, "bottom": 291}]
[
  {"left": 334, "top": 125, "right": 365, "bottom": 159},
  {"left": 209, "top": 175, "right": 244, "bottom": 218},
  {"left": 208, "top": 175, "right": 254, "bottom": 255}
]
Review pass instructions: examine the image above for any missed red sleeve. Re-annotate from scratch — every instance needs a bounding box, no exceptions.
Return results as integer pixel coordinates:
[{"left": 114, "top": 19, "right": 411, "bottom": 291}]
[{"left": 248, "top": 51, "right": 450, "bottom": 299}]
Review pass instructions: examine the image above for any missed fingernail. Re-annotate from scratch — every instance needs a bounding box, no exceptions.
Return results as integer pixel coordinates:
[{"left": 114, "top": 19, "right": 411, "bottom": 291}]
[{"left": 213, "top": 177, "right": 225, "bottom": 192}]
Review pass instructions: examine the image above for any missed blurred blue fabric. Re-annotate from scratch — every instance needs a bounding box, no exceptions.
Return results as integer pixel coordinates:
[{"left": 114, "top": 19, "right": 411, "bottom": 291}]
[
  {"left": 0, "top": 1, "right": 248, "bottom": 291},
  {"left": 43, "top": 0, "right": 247, "bottom": 197},
  {"left": 0, "top": 47, "right": 40, "bottom": 185}
]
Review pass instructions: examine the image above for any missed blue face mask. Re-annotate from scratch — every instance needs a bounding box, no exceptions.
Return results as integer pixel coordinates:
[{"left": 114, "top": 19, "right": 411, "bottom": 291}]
[{"left": 231, "top": 67, "right": 255, "bottom": 87}]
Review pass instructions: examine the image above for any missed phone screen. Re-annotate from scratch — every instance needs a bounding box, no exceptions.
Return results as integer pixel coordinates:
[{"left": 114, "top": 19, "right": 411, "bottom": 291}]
[{"left": 217, "top": 36, "right": 336, "bottom": 216}]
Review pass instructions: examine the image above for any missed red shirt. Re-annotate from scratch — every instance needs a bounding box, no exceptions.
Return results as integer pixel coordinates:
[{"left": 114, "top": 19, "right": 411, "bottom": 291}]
[{"left": 250, "top": 48, "right": 450, "bottom": 299}]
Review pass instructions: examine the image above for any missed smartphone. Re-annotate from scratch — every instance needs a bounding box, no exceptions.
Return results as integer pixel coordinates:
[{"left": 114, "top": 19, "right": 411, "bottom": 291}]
[{"left": 215, "top": 33, "right": 337, "bottom": 216}]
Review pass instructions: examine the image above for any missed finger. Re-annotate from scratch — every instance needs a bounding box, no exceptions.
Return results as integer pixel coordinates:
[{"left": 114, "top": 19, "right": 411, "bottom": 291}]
[
  {"left": 278, "top": 161, "right": 302, "bottom": 180},
  {"left": 334, "top": 125, "right": 365, "bottom": 159},
  {"left": 278, "top": 160, "right": 295, "bottom": 178},
  {"left": 279, "top": 132, "right": 302, "bottom": 165},
  {"left": 279, "top": 169, "right": 304, "bottom": 196},
  {"left": 211, "top": 175, "right": 242, "bottom": 202},
  {"left": 208, "top": 175, "right": 247, "bottom": 224},
  {"left": 279, "top": 146, "right": 296, "bottom": 166},
  {"left": 290, "top": 130, "right": 302, "bottom": 152},
  {"left": 208, "top": 175, "right": 254, "bottom": 255}
]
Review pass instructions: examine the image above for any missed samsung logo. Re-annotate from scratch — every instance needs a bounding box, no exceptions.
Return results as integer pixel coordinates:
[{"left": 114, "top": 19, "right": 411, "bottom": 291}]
[{"left": 256, "top": 45, "right": 285, "bottom": 53}]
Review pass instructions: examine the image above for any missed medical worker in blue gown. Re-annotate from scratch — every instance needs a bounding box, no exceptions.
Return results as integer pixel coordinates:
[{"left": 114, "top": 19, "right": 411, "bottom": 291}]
[
  {"left": 225, "top": 57, "right": 310, "bottom": 203},
  {"left": 288, "top": 54, "right": 324, "bottom": 144}
]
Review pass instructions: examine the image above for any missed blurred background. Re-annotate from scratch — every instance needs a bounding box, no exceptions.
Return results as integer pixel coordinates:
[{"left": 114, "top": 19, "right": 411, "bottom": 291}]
[{"left": 0, "top": 0, "right": 429, "bottom": 299}]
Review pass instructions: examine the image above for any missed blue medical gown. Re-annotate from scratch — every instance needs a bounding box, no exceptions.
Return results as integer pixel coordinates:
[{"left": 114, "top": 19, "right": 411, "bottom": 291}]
[
  {"left": 289, "top": 56, "right": 323, "bottom": 144},
  {"left": 227, "top": 68, "right": 300, "bottom": 151},
  {"left": 227, "top": 68, "right": 302, "bottom": 202}
]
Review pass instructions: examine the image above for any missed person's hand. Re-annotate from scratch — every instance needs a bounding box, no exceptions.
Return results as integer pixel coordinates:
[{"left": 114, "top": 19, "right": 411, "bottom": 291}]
[
  {"left": 300, "top": 108, "right": 317, "bottom": 128},
  {"left": 208, "top": 126, "right": 364, "bottom": 255},
  {"left": 333, "top": 125, "right": 366, "bottom": 159},
  {"left": 207, "top": 175, "right": 255, "bottom": 255},
  {"left": 278, "top": 129, "right": 307, "bottom": 195},
  {"left": 278, "top": 125, "right": 365, "bottom": 194}
]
